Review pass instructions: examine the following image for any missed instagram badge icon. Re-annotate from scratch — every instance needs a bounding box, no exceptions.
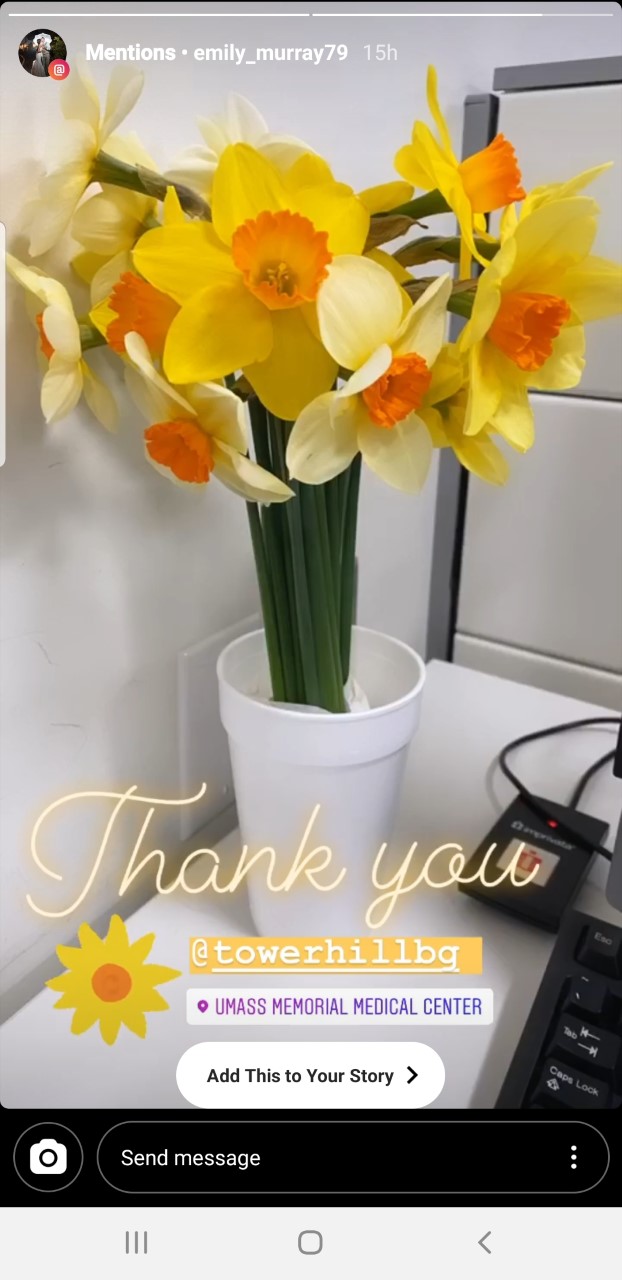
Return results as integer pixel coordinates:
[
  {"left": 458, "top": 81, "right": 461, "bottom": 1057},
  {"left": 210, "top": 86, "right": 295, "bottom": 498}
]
[{"left": 49, "top": 60, "right": 70, "bottom": 80}]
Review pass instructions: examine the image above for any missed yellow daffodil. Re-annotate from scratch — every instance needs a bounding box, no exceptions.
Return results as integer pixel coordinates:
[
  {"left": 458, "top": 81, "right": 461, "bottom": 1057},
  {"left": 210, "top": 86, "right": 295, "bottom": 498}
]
[
  {"left": 124, "top": 331, "right": 294, "bottom": 500},
  {"left": 47, "top": 915, "right": 180, "bottom": 1044},
  {"left": 286, "top": 259, "right": 452, "bottom": 492},
  {"left": 506, "top": 162, "right": 613, "bottom": 227},
  {"left": 459, "top": 195, "right": 622, "bottom": 446},
  {"left": 133, "top": 145, "right": 370, "bottom": 419},
  {"left": 395, "top": 66, "right": 525, "bottom": 276},
  {"left": 70, "top": 134, "right": 158, "bottom": 270},
  {"left": 420, "top": 345, "right": 509, "bottom": 484},
  {"left": 166, "top": 92, "right": 312, "bottom": 200},
  {"left": 7, "top": 254, "right": 117, "bottom": 429},
  {"left": 28, "top": 61, "right": 144, "bottom": 257}
]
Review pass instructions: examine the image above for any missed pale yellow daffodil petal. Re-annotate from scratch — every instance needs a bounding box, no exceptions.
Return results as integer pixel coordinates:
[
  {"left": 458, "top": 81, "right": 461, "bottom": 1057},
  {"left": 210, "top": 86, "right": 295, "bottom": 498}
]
[
  {"left": 163, "top": 277, "right": 273, "bottom": 385},
  {"left": 90, "top": 249, "right": 133, "bottom": 308},
  {"left": 520, "top": 163, "right": 613, "bottom": 219},
  {"left": 41, "top": 305, "right": 81, "bottom": 362},
  {"left": 318, "top": 255, "right": 404, "bottom": 370},
  {"left": 101, "top": 65, "right": 145, "bottom": 143},
  {"left": 452, "top": 433, "right": 510, "bottom": 485},
  {"left": 524, "top": 323, "right": 585, "bottom": 392},
  {"left": 71, "top": 251, "right": 108, "bottom": 285},
  {"left": 245, "top": 307, "right": 337, "bottom": 420},
  {"left": 185, "top": 382, "right": 247, "bottom": 453},
  {"left": 339, "top": 345, "right": 393, "bottom": 397},
  {"left": 425, "top": 344, "right": 465, "bottom": 406},
  {"left": 365, "top": 248, "right": 412, "bottom": 287},
  {"left": 29, "top": 158, "right": 95, "bottom": 257},
  {"left": 212, "top": 440, "right": 293, "bottom": 503},
  {"left": 81, "top": 360, "right": 118, "bottom": 432},
  {"left": 358, "top": 411, "right": 434, "bottom": 493},
  {"left": 286, "top": 391, "right": 359, "bottom": 484},
  {"left": 41, "top": 356, "right": 84, "bottom": 424},
  {"left": 504, "top": 196, "right": 598, "bottom": 293},
  {"left": 61, "top": 61, "right": 100, "bottom": 131},
  {"left": 392, "top": 273, "right": 451, "bottom": 365},
  {"left": 488, "top": 379, "right": 535, "bottom": 451},
  {"left": 463, "top": 342, "right": 504, "bottom": 437},
  {"left": 72, "top": 188, "right": 148, "bottom": 255},
  {"left": 559, "top": 255, "right": 622, "bottom": 324},
  {"left": 7, "top": 253, "right": 73, "bottom": 312},
  {"left": 124, "top": 332, "right": 196, "bottom": 415}
]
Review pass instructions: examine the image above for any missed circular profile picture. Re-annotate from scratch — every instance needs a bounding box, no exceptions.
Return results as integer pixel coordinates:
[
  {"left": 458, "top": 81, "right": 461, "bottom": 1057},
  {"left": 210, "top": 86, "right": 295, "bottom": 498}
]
[{"left": 18, "top": 29, "right": 68, "bottom": 79}]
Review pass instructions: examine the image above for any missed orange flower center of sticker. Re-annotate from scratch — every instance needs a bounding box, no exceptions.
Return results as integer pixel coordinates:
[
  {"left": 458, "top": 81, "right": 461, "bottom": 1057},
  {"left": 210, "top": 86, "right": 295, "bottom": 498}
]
[
  {"left": 91, "top": 963, "right": 133, "bottom": 1003},
  {"left": 145, "top": 419, "right": 215, "bottom": 484},
  {"left": 488, "top": 291, "right": 571, "bottom": 370},
  {"left": 458, "top": 134, "right": 526, "bottom": 213},
  {"left": 106, "top": 272, "right": 180, "bottom": 357},
  {"left": 231, "top": 209, "right": 332, "bottom": 310},
  {"left": 362, "top": 352, "right": 432, "bottom": 428},
  {"left": 35, "top": 312, "right": 55, "bottom": 361}
]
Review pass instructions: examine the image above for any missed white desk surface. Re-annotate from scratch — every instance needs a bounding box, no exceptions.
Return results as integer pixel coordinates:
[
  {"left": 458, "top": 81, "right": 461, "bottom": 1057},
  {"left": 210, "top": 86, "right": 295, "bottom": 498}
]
[{"left": 1, "top": 660, "right": 620, "bottom": 1110}]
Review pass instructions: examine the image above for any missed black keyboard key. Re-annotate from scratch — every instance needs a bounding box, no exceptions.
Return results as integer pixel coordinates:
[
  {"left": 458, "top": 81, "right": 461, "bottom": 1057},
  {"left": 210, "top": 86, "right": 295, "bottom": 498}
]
[
  {"left": 549, "top": 1014, "right": 621, "bottom": 1078},
  {"left": 531, "top": 1059, "right": 611, "bottom": 1108},
  {"left": 577, "top": 923, "right": 622, "bottom": 978},
  {"left": 565, "top": 973, "right": 618, "bottom": 1023}
]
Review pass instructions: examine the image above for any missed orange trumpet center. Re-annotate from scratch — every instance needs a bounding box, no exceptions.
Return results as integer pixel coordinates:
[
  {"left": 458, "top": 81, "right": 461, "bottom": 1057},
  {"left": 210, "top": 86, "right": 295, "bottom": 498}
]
[
  {"left": 231, "top": 209, "right": 332, "bottom": 310},
  {"left": 362, "top": 352, "right": 432, "bottom": 429},
  {"left": 35, "top": 312, "right": 55, "bottom": 361},
  {"left": 91, "top": 963, "right": 132, "bottom": 1003},
  {"left": 145, "top": 419, "right": 215, "bottom": 484},
  {"left": 107, "top": 272, "right": 180, "bottom": 357},
  {"left": 488, "top": 291, "right": 571, "bottom": 371},
  {"left": 458, "top": 134, "right": 526, "bottom": 213}
]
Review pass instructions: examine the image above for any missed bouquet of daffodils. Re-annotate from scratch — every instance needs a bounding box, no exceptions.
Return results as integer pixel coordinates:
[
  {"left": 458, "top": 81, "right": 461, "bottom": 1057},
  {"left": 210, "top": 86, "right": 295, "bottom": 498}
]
[{"left": 9, "top": 64, "right": 621, "bottom": 712}]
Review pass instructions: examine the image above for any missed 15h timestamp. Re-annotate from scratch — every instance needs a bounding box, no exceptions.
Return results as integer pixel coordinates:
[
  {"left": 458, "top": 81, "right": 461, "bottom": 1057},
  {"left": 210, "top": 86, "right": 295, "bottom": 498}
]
[{"left": 364, "top": 43, "right": 398, "bottom": 61}]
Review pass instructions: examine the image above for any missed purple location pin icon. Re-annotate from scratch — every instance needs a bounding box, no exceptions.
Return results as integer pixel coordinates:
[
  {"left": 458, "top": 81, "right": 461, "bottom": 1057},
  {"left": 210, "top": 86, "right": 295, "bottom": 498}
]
[{"left": 197, "top": 999, "right": 209, "bottom": 1013}]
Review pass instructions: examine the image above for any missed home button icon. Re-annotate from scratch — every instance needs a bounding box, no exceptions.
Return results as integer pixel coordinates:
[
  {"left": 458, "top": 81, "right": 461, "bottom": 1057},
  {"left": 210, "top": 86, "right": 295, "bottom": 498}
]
[{"left": 298, "top": 1229, "right": 323, "bottom": 1255}]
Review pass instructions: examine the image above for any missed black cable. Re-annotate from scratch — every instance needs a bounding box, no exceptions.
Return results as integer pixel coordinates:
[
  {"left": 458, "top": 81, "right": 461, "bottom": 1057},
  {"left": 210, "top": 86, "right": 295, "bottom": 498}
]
[
  {"left": 497, "top": 716, "right": 621, "bottom": 863},
  {"left": 568, "top": 749, "right": 617, "bottom": 811}
]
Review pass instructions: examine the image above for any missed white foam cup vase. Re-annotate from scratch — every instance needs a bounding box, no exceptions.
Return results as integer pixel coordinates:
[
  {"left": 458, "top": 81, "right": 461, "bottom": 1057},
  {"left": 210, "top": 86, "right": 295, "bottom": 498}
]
[{"left": 217, "top": 626, "right": 426, "bottom": 936}]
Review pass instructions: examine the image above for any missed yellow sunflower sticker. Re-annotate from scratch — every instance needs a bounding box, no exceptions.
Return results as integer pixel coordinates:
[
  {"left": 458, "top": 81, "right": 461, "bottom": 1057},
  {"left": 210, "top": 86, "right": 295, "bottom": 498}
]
[{"left": 47, "top": 915, "right": 181, "bottom": 1045}]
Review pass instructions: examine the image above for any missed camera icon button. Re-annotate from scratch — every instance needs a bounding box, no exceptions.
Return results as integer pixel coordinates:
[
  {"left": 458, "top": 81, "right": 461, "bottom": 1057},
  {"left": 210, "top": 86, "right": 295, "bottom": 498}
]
[{"left": 13, "top": 1122, "right": 83, "bottom": 1193}]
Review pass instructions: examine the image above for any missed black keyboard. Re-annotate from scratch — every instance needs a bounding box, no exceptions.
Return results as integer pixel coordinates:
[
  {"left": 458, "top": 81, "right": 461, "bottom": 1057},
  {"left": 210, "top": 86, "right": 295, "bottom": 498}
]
[{"left": 496, "top": 909, "right": 622, "bottom": 1109}]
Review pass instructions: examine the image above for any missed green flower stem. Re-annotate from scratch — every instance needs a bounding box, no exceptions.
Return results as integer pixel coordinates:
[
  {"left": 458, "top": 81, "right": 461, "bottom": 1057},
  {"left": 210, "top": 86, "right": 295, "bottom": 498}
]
[
  {"left": 248, "top": 400, "right": 299, "bottom": 703},
  {"left": 447, "top": 288, "right": 477, "bottom": 318},
  {"left": 339, "top": 454, "right": 362, "bottom": 683},
  {"left": 384, "top": 188, "right": 450, "bottom": 221},
  {"left": 91, "top": 151, "right": 212, "bottom": 221},
  {"left": 298, "top": 482, "right": 346, "bottom": 713},
  {"left": 284, "top": 478, "right": 322, "bottom": 708},
  {"left": 267, "top": 415, "right": 305, "bottom": 702},
  {"left": 394, "top": 234, "right": 499, "bottom": 266},
  {"left": 78, "top": 322, "right": 107, "bottom": 351},
  {"left": 245, "top": 501, "right": 286, "bottom": 703},
  {"left": 325, "top": 473, "right": 344, "bottom": 630}
]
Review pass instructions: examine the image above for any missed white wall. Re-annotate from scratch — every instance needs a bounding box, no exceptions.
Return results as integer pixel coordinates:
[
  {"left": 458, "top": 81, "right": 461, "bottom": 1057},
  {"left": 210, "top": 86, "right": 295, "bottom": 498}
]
[{"left": 1, "top": 0, "right": 619, "bottom": 1000}]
